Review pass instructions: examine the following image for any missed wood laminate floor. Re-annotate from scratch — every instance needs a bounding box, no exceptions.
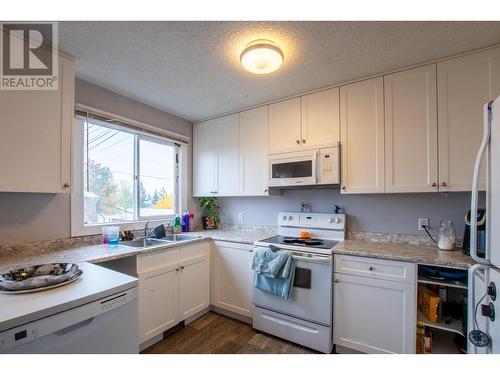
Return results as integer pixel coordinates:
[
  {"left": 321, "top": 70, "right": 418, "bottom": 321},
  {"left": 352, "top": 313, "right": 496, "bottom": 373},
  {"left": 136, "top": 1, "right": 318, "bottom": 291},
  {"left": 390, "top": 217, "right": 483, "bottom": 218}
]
[{"left": 142, "top": 312, "right": 318, "bottom": 354}]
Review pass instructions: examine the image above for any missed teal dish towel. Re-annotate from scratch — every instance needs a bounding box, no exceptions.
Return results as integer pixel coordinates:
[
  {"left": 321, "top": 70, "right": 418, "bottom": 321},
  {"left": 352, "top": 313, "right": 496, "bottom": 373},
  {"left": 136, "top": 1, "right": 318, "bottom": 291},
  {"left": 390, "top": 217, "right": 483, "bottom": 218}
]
[{"left": 252, "top": 246, "right": 296, "bottom": 300}]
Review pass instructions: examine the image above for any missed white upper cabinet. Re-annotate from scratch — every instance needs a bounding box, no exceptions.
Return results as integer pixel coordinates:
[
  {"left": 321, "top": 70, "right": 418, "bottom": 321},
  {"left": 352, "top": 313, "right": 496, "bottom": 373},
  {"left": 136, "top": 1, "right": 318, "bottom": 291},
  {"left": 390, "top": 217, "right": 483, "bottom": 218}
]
[
  {"left": 340, "top": 77, "right": 385, "bottom": 194},
  {"left": 193, "top": 114, "right": 239, "bottom": 197},
  {"left": 384, "top": 64, "right": 438, "bottom": 193},
  {"left": 268, "top": 90, "right": 340, "bottom": 154},
  {"left": 301, "top": 88, "right": 340, "bottom": 148},
  {"left": 214, "top": 114, "right": 240, "bottom": 196},
  {"left": 0, "top": 53, "right": 74, "bottom": 193},
  {"left": 239, "top": 106, "right": 269, "bottom": 196},
  {"left": 193, "top": 120, "right": 216, "bottom": 196},
  {"left": 268, "top": 97, "right": 302, "bottom": 153},
  {"left": 437, "top": 47, "right": 500, "bottom": 192}
]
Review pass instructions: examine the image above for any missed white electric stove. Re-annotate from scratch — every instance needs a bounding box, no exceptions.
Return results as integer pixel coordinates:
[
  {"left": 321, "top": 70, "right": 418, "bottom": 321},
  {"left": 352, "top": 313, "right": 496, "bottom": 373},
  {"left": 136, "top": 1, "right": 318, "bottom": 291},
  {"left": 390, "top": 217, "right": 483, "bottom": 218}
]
[{"left": 252, "top": 211, "right": 345, "bottom": 353}]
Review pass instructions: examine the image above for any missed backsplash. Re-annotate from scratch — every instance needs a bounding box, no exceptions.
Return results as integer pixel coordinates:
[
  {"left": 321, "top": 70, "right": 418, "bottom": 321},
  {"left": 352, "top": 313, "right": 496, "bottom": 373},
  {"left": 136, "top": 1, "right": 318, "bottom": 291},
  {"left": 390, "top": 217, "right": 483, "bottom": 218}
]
[{"left": 217, "top": 189, "right": 485, "bottom": 237}]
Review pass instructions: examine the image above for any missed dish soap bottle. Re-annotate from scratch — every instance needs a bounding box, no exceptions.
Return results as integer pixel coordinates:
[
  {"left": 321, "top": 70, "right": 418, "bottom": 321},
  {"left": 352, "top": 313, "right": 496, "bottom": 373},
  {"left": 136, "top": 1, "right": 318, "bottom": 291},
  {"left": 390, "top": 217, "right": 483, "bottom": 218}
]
[
  {"left": 182, "top": 211, "right": 193, "bottom": 232},
  {"left": 173, "top": 214, "right": 182, "bottom": 234}
]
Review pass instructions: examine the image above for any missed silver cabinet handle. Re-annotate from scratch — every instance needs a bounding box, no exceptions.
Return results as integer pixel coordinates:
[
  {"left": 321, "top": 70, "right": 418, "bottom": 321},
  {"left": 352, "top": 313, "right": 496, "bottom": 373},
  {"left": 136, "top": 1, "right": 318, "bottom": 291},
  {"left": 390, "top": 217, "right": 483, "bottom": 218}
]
[
  {"left": 180, "top": 265, "right": 185, "bottom": 270},
  {"left": 342, "top": 186, "right": 346, "bottom": 190},
  {"left": 334, "top": 279, "right": 339, "bottom": 283},
  {"left": 431, "top": 182, "right": 437, "bottom": 187},
  {"left": 63, "top": 183, "right": 70, "bottom": 188},
  {"left": 176, "top": 267, "right": 180, "bottom": 271},
  {"left": 302, "top": 139, "right": 306, "bottom": 144},
  {"left": 441, "top": 182, "right": 447, "bottom": 187},
  {"left": 369, "top": 266, "right": 375, "bottom": 271},
  {"left": 296, "top": 139, "right": 300, "bottom": 145}
]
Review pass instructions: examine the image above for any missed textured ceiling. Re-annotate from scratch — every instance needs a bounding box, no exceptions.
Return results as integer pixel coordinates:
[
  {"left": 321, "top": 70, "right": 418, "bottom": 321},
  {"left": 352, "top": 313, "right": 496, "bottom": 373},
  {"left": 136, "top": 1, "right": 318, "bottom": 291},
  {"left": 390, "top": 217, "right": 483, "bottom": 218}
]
[{"left": 58, "top": 21, "right": 500, "bottom": 122}]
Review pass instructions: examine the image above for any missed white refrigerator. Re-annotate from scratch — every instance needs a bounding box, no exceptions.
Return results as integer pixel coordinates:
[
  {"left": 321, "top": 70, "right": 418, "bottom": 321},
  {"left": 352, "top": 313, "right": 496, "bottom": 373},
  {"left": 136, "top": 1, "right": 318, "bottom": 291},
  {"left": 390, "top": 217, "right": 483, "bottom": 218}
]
[{"left": 468, "top": 97, "right": 500, "bottom": 354}]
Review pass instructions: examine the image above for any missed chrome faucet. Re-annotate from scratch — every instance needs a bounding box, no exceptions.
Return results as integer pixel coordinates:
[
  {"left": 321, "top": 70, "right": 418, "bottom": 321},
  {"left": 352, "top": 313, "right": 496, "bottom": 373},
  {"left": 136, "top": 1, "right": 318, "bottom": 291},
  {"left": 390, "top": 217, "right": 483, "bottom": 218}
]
[{"left": 144, "top": 221, "right": 152, "bottom": 238}]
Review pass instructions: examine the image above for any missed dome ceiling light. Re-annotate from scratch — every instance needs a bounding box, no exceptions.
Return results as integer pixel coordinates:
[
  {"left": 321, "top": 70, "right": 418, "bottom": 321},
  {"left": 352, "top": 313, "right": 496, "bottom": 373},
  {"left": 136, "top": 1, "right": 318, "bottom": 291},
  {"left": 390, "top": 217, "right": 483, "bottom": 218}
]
[{"left": 240, "top": 40, "right": 284, "bottom": 74}]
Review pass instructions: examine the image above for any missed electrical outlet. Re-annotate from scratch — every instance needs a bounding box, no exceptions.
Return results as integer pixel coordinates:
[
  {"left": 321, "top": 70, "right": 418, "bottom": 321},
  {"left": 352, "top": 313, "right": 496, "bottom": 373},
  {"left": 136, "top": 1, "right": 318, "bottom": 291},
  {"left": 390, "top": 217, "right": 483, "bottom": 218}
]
[
  {"left": 418, "top": 218, "right": 429, "bottom": 231},
  {"left": 238, "top": 212, "right": 245, "bottom": 222}
]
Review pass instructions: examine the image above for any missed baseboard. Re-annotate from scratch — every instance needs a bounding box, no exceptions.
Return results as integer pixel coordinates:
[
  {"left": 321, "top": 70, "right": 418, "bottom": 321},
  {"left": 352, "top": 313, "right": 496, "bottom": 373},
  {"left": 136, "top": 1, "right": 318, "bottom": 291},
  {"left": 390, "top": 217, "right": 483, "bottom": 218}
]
[
  {"left": 210, "top": 305, "right": 252, "bottom": 324},
  {"left": 139, "top": 333, "right": 164, "bottom": 352},
  {"left": 335, "top": 345, "right": 364, "bottom": 354}
]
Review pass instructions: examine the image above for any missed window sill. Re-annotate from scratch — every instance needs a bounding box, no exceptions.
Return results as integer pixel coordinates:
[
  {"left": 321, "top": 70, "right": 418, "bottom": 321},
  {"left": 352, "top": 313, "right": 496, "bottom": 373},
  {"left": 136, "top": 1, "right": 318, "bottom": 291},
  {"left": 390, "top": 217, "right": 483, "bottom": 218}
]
[{"left": 75, "top": 218, "right": 173, "bottom": 237}]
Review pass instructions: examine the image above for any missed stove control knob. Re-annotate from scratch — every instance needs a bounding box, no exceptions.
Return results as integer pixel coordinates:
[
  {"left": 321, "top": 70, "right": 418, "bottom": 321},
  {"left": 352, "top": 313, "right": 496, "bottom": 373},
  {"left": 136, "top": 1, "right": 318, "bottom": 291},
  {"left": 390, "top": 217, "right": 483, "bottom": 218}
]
[{"left": 282, "top": 215, "right": 287, "bottom": 221}]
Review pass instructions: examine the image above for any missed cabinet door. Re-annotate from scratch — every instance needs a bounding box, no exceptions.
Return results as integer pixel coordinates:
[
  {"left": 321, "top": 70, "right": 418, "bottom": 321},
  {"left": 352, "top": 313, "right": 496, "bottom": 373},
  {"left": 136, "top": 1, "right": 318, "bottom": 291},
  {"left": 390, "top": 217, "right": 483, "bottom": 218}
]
[
  {"left": 0, "top": 54, "right": 74, "bottom": 193},
  {"left": 138, "top": 264, "right": 179, "bottom": 344},
  {"left": 212, "top": 241, "right": 253, "bottom": 317},
  {"left": 239, "top": 106, "right": 269, "bottom": 196},
  {"left": 178, "top": 253, "right": 210, "bottom": 321},
  {"left": 301, "top": 88, "right": 340, "bottom": 148},
  {"left": 334, "top": 273, "right": 416, "bottom": 354},
  {"left": 193, "top": 120, "right": 215, "bottom": 196},
  {"left": 268, "top": 97, "right": 302, "bottom": 154},
  {"left": 438, "top": 47, "right": 500, "bottom": 192},
  {"left": 214, "top": 114, "right": 240, "bottom": 196},
  {"left": 340, "top": 77, "right": 385, "bottom": 193},
  {"left": 384, "top": 64, "right": 438, "bottom": 193}
]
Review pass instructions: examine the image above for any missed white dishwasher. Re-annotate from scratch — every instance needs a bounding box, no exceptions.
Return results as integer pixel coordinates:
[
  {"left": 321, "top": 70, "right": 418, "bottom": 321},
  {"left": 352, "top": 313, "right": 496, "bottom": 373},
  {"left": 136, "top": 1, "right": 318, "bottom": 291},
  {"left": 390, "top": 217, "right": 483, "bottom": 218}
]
[{"left": 0, "top": 262, "right": 139, "bottom": 354}]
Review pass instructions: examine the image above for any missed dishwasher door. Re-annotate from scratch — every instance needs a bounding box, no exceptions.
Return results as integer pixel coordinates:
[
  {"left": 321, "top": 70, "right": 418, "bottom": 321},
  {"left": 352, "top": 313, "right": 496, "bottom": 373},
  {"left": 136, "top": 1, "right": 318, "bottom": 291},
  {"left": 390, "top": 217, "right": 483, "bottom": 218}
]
[{"left": 0, "top": 288, "right": 138, "bottom": 354}]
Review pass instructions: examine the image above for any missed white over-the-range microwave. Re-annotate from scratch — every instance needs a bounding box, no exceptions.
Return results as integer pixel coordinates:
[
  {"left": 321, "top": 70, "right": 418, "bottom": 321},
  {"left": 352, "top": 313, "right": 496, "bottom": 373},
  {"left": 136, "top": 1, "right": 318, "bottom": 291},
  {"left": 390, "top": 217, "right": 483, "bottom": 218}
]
[{"left": 268, "top": 144, "right": 340, "bottom": 187}]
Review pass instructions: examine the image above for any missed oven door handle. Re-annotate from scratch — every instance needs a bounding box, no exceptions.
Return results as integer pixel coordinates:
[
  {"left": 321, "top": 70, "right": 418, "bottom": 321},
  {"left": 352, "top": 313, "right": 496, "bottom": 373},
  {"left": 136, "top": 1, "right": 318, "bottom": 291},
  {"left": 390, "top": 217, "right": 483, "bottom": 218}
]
[{"left": 291, "top": 254, "right": 332, "bottom": 264}]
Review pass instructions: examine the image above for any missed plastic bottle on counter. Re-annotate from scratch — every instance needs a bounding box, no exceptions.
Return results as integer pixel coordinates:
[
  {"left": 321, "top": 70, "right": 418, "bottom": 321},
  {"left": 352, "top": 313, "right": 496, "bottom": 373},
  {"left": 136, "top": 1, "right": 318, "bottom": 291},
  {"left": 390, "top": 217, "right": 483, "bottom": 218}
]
[
  {"left": 182, "top": 210, "right": 193, "bottom": 232},
  {"left": 173, "top": 214, "right": 182, "bottom": 234}
]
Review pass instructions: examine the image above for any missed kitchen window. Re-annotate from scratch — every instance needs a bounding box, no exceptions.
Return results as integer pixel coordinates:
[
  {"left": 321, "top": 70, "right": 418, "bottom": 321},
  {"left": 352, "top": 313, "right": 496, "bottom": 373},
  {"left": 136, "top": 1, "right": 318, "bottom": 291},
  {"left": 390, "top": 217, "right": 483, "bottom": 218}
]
[{"left": 72, "top": 110, "right": 188, "bottom": 236}]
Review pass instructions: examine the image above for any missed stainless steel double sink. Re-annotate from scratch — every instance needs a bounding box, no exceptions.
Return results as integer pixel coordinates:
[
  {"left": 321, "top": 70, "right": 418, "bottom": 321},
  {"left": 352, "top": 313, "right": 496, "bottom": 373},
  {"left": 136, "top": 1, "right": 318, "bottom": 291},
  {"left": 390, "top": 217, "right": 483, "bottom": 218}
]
[{"left": 121, "top": 234, "right": 201, "bottom": 248}]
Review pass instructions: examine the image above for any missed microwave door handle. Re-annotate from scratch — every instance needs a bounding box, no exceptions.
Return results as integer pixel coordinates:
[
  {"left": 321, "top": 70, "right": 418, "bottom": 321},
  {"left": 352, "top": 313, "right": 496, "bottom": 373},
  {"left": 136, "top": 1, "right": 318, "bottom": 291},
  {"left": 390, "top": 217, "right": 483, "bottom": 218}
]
[
  {"left": 314, "top": 150, "right": 320, "bottom": 184},
  {"left": 470, "top": 102, "right": 492, "bottom": 265}
]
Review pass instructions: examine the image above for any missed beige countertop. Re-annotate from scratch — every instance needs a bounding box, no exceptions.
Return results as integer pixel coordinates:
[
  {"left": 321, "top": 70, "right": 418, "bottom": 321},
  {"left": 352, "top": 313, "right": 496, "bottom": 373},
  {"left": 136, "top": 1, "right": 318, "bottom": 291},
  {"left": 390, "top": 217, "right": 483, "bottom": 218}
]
[
  {"left": 0, "top": 230, "right": 475, "bottom": 273},
  {"left": 333, "top": 240, "right": 475, "bottom": 269},
  {"left": 0, "top": 230, "right": 272, "bottom": 273}
]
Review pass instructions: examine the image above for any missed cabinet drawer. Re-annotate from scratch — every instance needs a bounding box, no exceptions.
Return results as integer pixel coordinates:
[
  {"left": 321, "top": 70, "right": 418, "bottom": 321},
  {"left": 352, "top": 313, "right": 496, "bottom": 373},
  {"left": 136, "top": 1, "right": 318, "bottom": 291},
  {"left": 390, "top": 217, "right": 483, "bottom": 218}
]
[
  {"left": 334, "top": 254, "right": 415, "bottom": 284},
  {"left": 137, "top": 247, "right": 180, "bottom": 274},
  {"left": 180, "top": 241, "right": 209, "bottom": 261}
]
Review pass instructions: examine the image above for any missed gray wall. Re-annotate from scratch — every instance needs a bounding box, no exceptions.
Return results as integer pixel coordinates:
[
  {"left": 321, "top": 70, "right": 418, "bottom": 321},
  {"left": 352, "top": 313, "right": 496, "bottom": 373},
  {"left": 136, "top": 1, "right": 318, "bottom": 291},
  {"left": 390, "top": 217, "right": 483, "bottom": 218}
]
[
  {"left": 218, "top": 189, "right": 485, "bottom": 236},
  {"left": 0, "top": 79, "right": 195, "bottom": 244}
]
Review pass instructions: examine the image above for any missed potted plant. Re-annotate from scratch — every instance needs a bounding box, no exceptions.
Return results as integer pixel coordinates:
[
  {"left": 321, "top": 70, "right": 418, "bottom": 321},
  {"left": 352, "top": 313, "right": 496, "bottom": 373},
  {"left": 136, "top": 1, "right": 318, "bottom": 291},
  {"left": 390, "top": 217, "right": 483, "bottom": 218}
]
[{"left": 198, "top": 196, "right": 220, "bottom": 230}]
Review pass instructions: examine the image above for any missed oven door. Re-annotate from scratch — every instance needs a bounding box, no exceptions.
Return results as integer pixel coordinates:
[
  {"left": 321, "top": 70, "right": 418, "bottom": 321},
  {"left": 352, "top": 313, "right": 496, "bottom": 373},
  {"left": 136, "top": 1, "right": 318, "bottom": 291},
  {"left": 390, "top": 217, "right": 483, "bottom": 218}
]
[
  {"left": 252, "top": 250, "right": 333, "bottom": 326},
  {"left": 268, "top": 150, "right": 318, "bottom": 187}
]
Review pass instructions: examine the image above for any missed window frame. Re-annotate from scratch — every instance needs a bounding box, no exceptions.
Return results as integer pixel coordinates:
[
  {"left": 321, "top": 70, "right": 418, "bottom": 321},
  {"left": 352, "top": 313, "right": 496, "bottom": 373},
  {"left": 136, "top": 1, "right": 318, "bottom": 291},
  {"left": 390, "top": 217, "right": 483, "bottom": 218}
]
[
  {"left": 71, "top": 114, "right": 187, "bottom": 237},
  {"left": 136, "top": 134, "right": 179, "bottom": 221}
]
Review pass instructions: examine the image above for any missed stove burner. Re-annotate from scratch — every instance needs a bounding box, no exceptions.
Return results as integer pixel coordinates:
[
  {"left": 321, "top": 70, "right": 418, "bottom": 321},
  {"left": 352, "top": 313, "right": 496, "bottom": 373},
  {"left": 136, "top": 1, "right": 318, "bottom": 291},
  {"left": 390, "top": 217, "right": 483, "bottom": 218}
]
[{"left": 282, "top": 237, "right": 324, "bottom": 246}]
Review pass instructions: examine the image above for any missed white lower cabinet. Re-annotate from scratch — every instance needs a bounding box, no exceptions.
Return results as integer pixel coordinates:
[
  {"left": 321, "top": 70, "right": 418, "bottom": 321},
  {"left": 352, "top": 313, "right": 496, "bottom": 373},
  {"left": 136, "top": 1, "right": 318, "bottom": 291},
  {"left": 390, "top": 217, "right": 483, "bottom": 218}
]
[
  {"left": 137, "top": 241, "right": 210, "bottom": 344},
  {"left": 333, "top": 255, "right": 416, "bottom": 354},
  {"left": 179, "top": 252, "right": 210, "bottom": 321},
  {"left": 211, "top": 241, "right": 253, "bottom": 318},
  {"left": 138, "top": 264, "right": 179, "bottom": 343}
]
